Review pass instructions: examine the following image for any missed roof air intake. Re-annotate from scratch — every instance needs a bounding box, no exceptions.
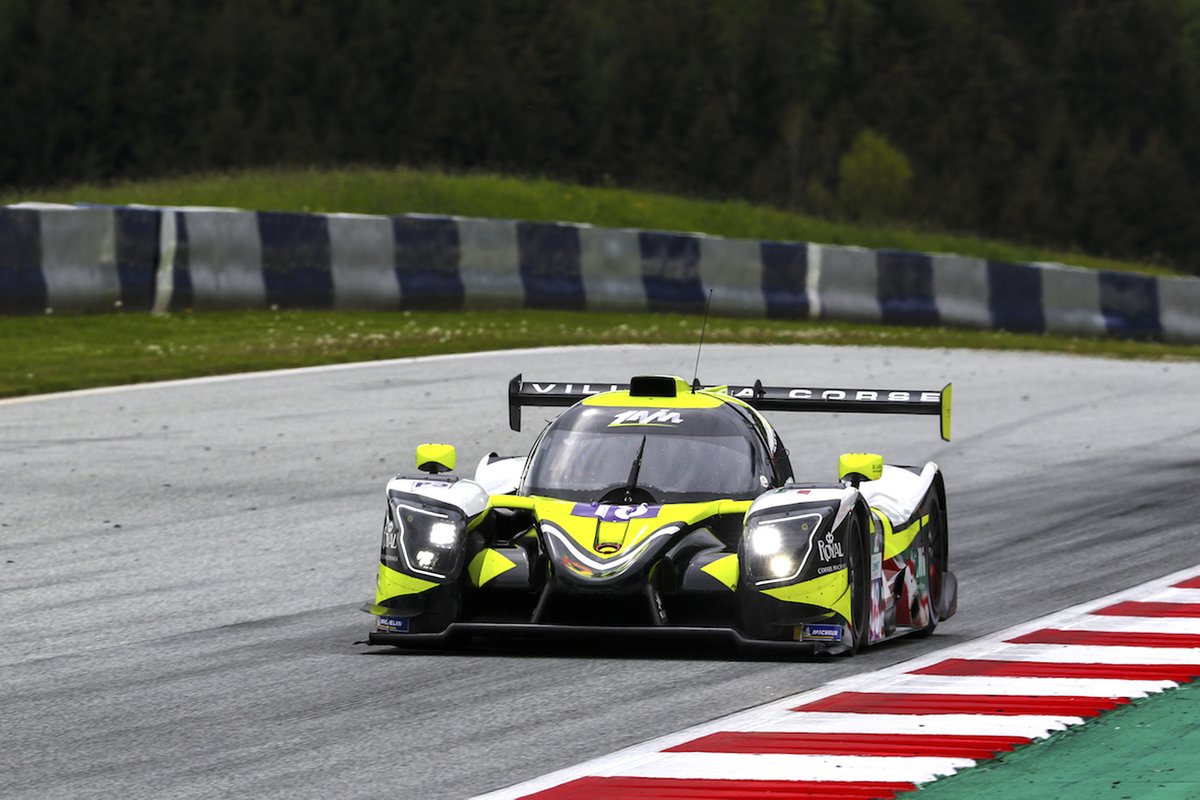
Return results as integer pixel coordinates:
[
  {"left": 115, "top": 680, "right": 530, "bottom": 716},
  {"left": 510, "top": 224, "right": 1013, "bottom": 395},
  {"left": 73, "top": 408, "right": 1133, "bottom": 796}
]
[{"left": 628, "top": 375, "right": 678, "bottom": 397}]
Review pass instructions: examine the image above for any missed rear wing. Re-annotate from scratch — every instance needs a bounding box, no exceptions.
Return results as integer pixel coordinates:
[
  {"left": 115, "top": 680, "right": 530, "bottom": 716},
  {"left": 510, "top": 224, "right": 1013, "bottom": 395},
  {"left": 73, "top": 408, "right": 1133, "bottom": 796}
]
[{"left": 508, "top": 375, "right": 953, "bottom": 441}]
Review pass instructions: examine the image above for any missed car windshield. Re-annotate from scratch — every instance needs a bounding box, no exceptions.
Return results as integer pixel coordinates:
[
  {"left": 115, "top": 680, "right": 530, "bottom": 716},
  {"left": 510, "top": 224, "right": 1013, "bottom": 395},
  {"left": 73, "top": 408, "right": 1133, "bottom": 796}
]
[{"left": 523, "top": 404, "right": 772, "bottom": 503}]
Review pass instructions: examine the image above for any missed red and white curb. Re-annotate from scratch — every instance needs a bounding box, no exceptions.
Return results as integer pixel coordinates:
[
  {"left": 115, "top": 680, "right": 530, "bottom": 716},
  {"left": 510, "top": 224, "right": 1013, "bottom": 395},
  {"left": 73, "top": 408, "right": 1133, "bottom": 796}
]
[{"left": 473, "top": 567, "right": 1200, "bottom": 799}]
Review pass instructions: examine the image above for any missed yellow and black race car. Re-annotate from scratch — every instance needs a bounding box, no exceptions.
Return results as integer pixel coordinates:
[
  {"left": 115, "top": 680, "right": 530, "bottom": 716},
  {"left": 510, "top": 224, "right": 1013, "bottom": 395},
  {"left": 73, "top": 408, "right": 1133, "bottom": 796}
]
[{"left": 364, "top": 374, "right": 956, "bottom": 655}]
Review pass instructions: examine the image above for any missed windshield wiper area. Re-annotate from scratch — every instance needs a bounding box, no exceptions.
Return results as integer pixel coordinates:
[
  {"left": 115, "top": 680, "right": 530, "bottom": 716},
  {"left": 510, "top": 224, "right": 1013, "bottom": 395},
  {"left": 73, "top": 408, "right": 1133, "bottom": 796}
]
[{"left": 622, "top": 434, "right": 647, "bottom": 504}]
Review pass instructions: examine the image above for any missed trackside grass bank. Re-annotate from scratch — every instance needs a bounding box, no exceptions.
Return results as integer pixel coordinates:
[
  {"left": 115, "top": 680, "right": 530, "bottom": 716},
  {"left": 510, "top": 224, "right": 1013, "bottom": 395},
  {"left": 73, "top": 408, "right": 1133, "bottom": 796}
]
[
  {"left": 1, "top": 309, "right": 1198, "bottom": 399},
  {"left": 915, "top": 678, "right": 1200, "bottom": 799},
  {"left": 0, "top": 165, "right": 1179, "bottom": 277}
]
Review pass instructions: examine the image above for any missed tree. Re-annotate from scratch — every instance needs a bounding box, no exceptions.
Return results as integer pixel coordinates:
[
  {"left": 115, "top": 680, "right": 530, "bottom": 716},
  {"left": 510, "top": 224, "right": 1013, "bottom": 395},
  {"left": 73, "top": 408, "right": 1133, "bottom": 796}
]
[{"left": 837, "top": 129, "right": 913, "bottom": 222}]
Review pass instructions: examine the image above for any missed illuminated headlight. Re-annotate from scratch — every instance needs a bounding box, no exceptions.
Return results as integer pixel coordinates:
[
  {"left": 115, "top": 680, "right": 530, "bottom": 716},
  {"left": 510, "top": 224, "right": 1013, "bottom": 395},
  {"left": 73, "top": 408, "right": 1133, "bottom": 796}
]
[
  {"left": 427, "top": 521, "right": 458, "bottom": 548},
  {"left": 749, "top": 525, "right": 783, "bottom": 555},
  {"left": 387, "top": 499, "right": 466, "bottom": 579},
  {"left": 767, "top": 554, "right": 796, "bottom": 578},
  {"left": 743, "top": 508, "right": 834, "bottom": 587}
]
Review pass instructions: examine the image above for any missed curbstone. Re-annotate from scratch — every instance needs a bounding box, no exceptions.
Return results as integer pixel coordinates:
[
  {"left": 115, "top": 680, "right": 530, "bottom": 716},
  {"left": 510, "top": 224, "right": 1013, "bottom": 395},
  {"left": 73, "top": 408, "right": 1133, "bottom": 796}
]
[
  {"left": 878, "top": 249, "right": 939, "bottom": 327},
  {"left": 0, "top": 207, "right": 46, "bottom": 314},
  {"left": 1039, "top": 263, "right": 1107, "bottom": 337},
  {"left": 578, "top": 226, "right": 645, "bottom": 312},
  {"left": 701, "top": 235, "right": 765, "bottom": 318},
  {"left": 517, "top": 221, "right": 585, "bottom": 311},
  {"left": 760, "top": 240, "right": 810, "bottom": 320},
  {"left": 1158, "top": 275, "right": 1200, "bottom": 344},
  {"left": 181, "top": 209, "right": 266, "bottom": 310},
  {"left": 458, "top": 217, "right": 523, "bottom": 310},
  {"left": 39, "top": 207, "right": 121, "bottom": 313},
  {"left": 327, "top": 213, "right": 400, "bottom": 310},
  {"left": 812, "top": 244, "right": 880, "bottom": 323},
  {"left": 392, "top": 215, "right": 463, "bottom": 310},
  {"left": 931, "top": 254, "right": 989, "bottom": 330}
]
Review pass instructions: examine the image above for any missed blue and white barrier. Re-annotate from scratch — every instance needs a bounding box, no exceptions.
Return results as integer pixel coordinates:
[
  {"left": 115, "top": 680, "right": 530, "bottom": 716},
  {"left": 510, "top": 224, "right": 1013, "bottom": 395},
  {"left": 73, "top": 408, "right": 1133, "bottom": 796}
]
[
  {"left": 2, "top": 202, "right": 1199, "bottom": 343},
  {"left": 0, "top": 204, "right": 161, "bottom": 314}
]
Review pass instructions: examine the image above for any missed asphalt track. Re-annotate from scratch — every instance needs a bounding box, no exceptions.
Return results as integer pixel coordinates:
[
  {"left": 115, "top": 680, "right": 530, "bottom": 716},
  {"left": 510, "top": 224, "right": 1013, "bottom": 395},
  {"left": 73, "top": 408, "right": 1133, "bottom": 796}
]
[{"left": 2, "top": 344, "right": 1198, "bottom": 800}]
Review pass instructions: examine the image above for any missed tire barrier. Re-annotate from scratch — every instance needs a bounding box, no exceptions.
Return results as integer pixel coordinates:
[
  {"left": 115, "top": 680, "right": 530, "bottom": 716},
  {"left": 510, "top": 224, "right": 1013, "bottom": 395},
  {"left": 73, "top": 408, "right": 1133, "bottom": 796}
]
[{"left": 2, "top": 202, "right": 1198, "bottom": 343}]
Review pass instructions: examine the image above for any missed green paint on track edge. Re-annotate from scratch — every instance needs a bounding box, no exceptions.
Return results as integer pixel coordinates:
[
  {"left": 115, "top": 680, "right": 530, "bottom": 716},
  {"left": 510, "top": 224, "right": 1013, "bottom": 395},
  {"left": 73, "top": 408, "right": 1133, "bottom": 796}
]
[{"left": 913, "top": 678, "right": 1200, "bottom": 799}]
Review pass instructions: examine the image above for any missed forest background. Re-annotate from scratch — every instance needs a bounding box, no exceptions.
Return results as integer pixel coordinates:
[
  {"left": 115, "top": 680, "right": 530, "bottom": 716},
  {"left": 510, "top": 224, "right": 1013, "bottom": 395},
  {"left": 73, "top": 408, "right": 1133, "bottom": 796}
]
[{"left": 2, "top": 0, "right": 1198, "bottom": 276}]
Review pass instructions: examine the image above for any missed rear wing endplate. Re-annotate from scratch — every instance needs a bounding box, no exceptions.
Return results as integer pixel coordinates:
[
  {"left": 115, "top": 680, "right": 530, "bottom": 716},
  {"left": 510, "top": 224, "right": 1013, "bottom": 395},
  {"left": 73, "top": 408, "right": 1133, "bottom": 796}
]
[{"left": 508, "top": 375, "right": 952, "bottom": 441}]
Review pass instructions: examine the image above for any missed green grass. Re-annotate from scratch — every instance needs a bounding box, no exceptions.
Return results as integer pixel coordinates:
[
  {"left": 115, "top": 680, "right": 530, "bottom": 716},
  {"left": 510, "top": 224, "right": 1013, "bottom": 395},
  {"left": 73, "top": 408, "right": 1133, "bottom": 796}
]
[
  {"left": 1, "top": 309, "right": 1196, "bottom": 400},
  {"left": 0, "top": 165, "right": 1179, "bottom": 277}
]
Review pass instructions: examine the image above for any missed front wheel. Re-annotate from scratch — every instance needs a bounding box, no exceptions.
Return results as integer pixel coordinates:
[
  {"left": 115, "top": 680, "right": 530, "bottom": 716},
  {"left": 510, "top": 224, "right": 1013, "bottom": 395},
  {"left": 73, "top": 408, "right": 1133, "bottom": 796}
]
[
  {"left": 841, "top": 512, "right": 871, "bottom": 655},
  {"left": 913, "top": 494, "right": 946, "bottom": 638}
]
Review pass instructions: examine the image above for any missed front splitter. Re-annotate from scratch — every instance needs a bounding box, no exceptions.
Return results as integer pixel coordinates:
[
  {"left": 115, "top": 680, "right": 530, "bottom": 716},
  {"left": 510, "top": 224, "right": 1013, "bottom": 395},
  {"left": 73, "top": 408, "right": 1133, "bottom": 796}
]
[{"left": 367, "top": 622, "right": 846, "bottom": 655}]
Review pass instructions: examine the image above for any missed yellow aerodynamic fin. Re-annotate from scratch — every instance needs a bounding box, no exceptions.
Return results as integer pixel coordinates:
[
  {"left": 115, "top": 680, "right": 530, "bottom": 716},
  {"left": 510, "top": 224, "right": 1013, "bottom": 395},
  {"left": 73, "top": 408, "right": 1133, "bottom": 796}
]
[
  {"left": 701, "top": 554, "right": 739, "bottom": 591},
  {"left": 762, "top": 569, "right": 853, "bottom": 624},
  {"left": 467, "top": 549, "right": 518, "bottom": 588},
  {"left": 882, "top": 514, "right": 930, "bottom": 560},
  {"left": 375, "top": 563, "right": 438, "bottom": 604}
]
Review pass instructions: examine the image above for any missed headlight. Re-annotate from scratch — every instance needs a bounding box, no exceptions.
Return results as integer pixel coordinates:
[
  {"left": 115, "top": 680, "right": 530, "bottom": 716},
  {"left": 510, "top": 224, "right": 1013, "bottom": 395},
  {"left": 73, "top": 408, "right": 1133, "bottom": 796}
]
[
  {"left": 743, "top": 508, "right": 836, "bottom": 587},
  {"left": 386, "top": 499, "right": 466, "bottom": 580}
]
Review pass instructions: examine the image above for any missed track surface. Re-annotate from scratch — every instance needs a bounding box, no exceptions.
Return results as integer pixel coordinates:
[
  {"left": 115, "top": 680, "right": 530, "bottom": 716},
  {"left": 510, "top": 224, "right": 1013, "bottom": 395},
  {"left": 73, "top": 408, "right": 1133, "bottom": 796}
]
[{"left": 2, "top": 345, "right": 1197, "bottom": 799}]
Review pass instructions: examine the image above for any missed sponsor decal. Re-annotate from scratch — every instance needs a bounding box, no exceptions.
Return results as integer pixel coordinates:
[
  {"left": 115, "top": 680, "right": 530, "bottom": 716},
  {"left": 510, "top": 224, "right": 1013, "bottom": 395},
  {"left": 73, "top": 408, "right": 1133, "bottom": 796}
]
[
  {"left": 784, "top": 389, "right": 940, "bottom": 403},
  {"left": 609, "top": 409, "right": 683, "bottom": 427},
  {"left": 409, "top": 480, "right": 451, "bottom": 490},
  {"left": 571, "top": 502, "right": 661, "bottom": 522},
  {"left": 381, "top": 521, "right": 401, "bottom": 564},
  {"left": 802, "top": 622, "right": 844, "bottom": 641},
  {"left": 530, "top": 383, "right": 621, "bottom": 395},
  {"left": 816, "top": 531, "right": 844, "bottom": 562},
  {"left": 377, "top": 615, "right": 410, "bottom": 633},
  {"left": 758, "top": 475, "right": 770, "bottom": 488},
  {"left": 732, "top": 386, "right": 940, "bottom": 403}
]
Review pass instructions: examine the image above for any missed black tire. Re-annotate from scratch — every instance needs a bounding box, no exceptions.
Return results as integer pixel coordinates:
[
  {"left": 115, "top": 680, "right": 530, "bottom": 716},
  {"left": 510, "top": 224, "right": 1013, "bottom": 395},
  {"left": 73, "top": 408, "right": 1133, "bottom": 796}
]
[
  {"left": 841, "top": 512, "right": 871, "bottom": 655},
  {"left": 913, "top": 494, "right": 946, "bottom": 638}
]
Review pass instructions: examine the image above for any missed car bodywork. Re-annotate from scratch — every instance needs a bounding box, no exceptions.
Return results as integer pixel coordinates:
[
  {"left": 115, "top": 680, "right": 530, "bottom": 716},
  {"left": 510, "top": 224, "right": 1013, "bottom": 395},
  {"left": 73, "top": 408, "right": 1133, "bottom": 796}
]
[{"left": 364, "top": 374, "right": 957, "bottom": 655}]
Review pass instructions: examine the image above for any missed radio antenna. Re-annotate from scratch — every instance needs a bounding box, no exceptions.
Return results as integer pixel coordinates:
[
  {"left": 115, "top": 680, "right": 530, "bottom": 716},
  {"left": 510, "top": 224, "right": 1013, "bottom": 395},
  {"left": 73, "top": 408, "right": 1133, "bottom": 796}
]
[{"left": 691, "top": 289, "right": 714, "bottom": 392}]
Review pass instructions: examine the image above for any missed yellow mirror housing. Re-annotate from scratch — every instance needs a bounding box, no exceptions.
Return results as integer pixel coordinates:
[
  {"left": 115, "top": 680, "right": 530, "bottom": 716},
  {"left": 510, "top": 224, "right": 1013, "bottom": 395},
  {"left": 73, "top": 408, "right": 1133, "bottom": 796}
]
[
  {"left": 839, "top": 453, "right": 883, "bottom": 485},
  {"left": 416, "top": 443, "right": 456, "bottom": 474}
]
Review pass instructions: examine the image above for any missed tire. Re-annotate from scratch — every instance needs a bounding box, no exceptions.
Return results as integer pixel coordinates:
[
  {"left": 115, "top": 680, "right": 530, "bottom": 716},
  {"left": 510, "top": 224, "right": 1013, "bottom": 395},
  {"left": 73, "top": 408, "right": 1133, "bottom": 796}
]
[
  {"left": 841, "top": 512, "right": 870, "bottom": 655},
  {"left": 913, "top": 494, "right": 946, "bottom": 638}
]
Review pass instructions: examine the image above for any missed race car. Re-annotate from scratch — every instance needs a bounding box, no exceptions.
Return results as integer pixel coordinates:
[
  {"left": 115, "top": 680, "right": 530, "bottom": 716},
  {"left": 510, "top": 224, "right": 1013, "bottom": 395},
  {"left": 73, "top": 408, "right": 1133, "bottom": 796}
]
[{"left": 363, "top": 374, "right": 957, "bottom": 655}]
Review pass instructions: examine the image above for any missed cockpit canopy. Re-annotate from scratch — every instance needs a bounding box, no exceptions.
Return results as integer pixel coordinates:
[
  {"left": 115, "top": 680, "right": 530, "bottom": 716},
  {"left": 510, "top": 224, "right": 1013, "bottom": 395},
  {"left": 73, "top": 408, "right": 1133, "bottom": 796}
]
[{"left": 521, "top": 399, "right": 777, "bottom": 503}]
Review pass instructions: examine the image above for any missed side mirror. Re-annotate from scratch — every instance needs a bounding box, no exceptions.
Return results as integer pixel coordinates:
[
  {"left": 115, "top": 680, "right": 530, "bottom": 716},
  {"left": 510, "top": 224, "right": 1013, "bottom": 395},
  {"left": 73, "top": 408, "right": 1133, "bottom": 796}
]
[
  {"left": 416, "top": 443, "right": 456, "bottom": 474},
  {"left": 838, "top": 452, "right": 883, "bottom": 487}
]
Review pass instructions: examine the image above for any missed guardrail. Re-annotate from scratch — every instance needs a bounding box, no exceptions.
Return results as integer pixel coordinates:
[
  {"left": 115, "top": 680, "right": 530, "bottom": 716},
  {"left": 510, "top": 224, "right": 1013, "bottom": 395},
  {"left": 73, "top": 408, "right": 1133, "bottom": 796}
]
[{"left": 2, "top": 203, "right": 1198, "bottom": 342}]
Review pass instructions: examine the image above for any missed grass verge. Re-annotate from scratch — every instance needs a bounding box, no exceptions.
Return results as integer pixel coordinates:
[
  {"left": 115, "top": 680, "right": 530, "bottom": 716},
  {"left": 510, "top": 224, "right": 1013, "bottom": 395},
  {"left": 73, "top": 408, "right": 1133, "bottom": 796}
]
[
  {"left": 1, "top": 165, "right": 1180, "bottom": 277},
  {"left": 1, "top": 309, "right": 1196, "bottom": 400},
  {"left": 915, "top": 679, "right": 1200, "bottom": 799}
]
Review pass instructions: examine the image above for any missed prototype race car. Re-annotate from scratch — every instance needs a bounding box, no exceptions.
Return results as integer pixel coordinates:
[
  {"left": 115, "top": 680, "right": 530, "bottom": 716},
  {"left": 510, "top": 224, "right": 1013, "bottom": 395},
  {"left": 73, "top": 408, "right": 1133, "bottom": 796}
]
[{"left": 364, "top": 374, "right": 957, "bottom": 655}]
